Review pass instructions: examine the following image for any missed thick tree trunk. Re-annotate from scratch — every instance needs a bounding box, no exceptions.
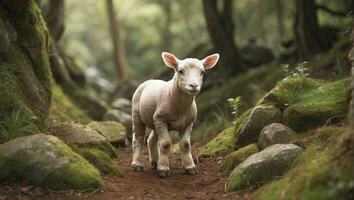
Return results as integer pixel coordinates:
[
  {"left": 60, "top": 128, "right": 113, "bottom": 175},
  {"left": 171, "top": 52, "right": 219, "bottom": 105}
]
[
  {"left": 105, "top": 0, "right": 130, "bottom": 82},
  {"left": 275, "top": 0, "right": 284, "bottom": 42},
  {"left": 44, "top": 0, "right": 64, "bottom": 41},
  {"left": 202, "top": 0, "right": 243, "bottom": 77},
  {"left": 294, "top": 0, "right": 326, "bottom": 59},
  {"left": 158, "top": 0, "right": 172, "bottom": 51}
]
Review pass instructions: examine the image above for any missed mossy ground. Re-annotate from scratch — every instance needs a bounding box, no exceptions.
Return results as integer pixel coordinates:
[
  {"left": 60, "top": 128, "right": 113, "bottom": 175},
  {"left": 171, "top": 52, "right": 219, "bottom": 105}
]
[
  {"left": 49, "top": 84, "right": 92, "bottom": 123},
  {"left": 284, "top": 78, "right": 351, "bottom": 132},
  {"left": 219, "top": 143, "right": 259, "bottom": 173},
  {"left": 74, "top": 147, "right": 123, "bottom": 177},
  {"left": 256, "top": 127, "right": 353, "bottom": 200}
]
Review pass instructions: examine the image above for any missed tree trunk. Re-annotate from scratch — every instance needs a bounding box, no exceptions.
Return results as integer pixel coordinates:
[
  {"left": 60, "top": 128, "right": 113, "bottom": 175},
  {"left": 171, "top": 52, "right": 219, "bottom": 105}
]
[
  {"left": 275, "top": 0, "right": 284, "bottom": 42},
  {"left": 105, "top": 0, "right": 130, "bottom": 82},
  {"left": 44, "top": 0, "right": 64, "bottom": 41},
  {"left": 202, "top": 0, "right": 243, "bottom": 77},
  {"left": 349, "top": 27, "right": 354, "bottom": 132},
  {"left": 294, "top": 0, "right": 326, "bottom": 60},
  {"left": 158, "top": 0, "right": 172, "bottom": 51}
]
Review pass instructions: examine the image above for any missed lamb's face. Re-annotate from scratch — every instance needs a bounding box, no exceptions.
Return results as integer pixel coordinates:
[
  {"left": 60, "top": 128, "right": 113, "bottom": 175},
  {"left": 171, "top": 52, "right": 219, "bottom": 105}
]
[
  {"left": 162, "top": 52, "right": 220, "bottom": 96},
  {"left": 176, "top": 59, "right": 204, "bottom": 95}
]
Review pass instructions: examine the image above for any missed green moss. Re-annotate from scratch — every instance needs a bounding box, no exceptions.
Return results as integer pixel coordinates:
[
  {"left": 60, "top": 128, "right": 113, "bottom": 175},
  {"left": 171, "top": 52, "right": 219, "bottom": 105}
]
[
  {"left": 80, "top": 141, "right": 118, "bottom": 159},
  {"left": 43, "top": 140, "right": 103, "bottom": 190},
  {"left": 88, "top": 121, "right": 126, "bottom": 146},
  {"left": 219, "top": 143, "right": 259, "bottom": 173},
  {"left": 261, "top": 77, "right": 324, "bottom": 109},
  {"left": 0, "top": 0, "right": 52, "bottom": 132},
  {"left": 49, "top": 84, "right": 92, "bottom": 123},
  {"left": 284, "top": 78, "right": 350, "bottom": 132},
  {"left": 256, "top": 127, "right": 353, "bottom": 200},
  {"left": 198, "top": 126, "right": 235, "bottom": 157},
  {"left": 74, "top": 147, "right": 122, "bottom": 177}
]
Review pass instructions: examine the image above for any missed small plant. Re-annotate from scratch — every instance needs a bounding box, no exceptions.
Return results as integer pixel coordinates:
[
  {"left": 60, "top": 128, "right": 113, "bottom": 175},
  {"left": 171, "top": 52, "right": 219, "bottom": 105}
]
[
  {"left": 283, "top": 61, "right": 310, "bottom": 80},
  {"left": 227, "top": 96, "right": 241, "bottom": 119},
  {"left": 0, "top": 109, "right": 38, "bottom": 142}
]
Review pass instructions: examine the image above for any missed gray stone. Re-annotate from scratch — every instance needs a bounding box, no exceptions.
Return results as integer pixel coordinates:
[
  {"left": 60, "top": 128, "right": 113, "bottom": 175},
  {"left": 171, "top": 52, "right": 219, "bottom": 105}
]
[
  {"left": 236, "top": 105, "right": 282, "bottom": 147},
  {"left": 0, "top": 134, "right": 103, "bottom": 190},
  {"left": 111, "top": 98, "right": 132, "bottom": 114},
  {"left": 226, "top": 144, "right": 302, "bottom": 192},
  {"left": 88, "top": 121, "right": 126, "bottom": 146},
  {"left": 49, "top": 122, "right": 106, "bottom": 145},
  {"left": 258, "top": 123, "right": 297, "bottom": 149},
  {"left": 104, "top": 109, "right": 132, "bottom": 139}
]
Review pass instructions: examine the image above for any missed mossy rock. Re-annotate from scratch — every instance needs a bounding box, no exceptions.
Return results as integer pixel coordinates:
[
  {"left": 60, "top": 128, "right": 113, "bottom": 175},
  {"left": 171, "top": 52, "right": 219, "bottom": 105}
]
[
  {"left": 260, "top": 76, "right": 323, "bottom": 110},
  {"left": 0, "top": 0, "right": 52, "bottom": 133},
  {"left": 219, "top": 143, "right": 259, "bottom": 173},
  {"left": 49, "top": 122, "right": 118, "bottom": 158},
  {"left": 74, "top": 147, "right": 122, "bottom": 177},
  {"left": 88, "top": 121, "right": 126, "bottom": 146},
  {"left": 0, "top": 134, "right": 103, "bottom": 190},
  {"left": 235, "top": 105, "right": 282, "bottom": 148},
  {"left": 284, "top": 78, "right": 350, "bottom": 132},
  {"left": 49, "top": 84, "right": 91, "bottom": 123},
  {"left": 256, "top": 127, "right": 353, "bottom": 200},
  {"left": 198, "top": 126, "right": 235, "bottom": 157},
  {"left": 226, "top": 144, "right": 302, "bottom": 192}
]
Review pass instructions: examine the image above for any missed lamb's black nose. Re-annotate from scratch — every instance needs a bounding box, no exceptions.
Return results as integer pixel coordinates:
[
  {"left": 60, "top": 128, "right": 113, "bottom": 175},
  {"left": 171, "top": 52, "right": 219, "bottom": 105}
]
[{"left": 189, "top": 83, "right": 198, "bottom": 88}]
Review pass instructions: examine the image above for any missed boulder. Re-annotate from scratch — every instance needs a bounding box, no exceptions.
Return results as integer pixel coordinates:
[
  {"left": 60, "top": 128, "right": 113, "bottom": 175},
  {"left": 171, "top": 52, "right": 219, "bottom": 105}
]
[
  {"left": 0, "top": 134, "right": 103, "bottom": 190},
  {"left": 49, "top": 122, "right": 117, "bottom": 158},
  {"left": 88, "top": 121, "right": 126, "bottom": 146},
  {"left": 111, "top": 98, "right": 132, "bottom": 114},
  {"left": 219, "top": 143, "right": 259, "bottom": 172},
  {"left": 258, "top": 123, "right": 297, "bottom": 149},
  {"left": 226, "top": 144, "right": 302, "bottom": 192},
  {"left": 49, "top": 122, "right": 106, "bottom": 145},
  {"left": 103, "top": 109, "right": 132, "bottom": 139},
  {"left": 236, "top": 105, "right": 282, "bottom": 148}
]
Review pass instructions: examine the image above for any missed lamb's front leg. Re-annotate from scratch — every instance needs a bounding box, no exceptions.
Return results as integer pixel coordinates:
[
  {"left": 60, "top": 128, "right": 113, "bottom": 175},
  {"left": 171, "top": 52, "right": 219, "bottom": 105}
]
[
  {"left": 154, "top": 120, "right": 171, "bottom": 178},
  {"left": 179, "top": 123, "right": 197, "bottom": 175}
]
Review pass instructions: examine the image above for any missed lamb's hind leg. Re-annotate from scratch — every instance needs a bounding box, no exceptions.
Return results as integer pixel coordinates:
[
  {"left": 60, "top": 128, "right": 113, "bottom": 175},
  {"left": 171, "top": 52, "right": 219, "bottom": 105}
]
[
  {"left": 180, "top": 123, "right": 197, "bottom": 175},
  {"left": 147, "top": 130, "right": 159, "bottom": 169},
  {"left": 131, "top": 115, "right": 145, "bottom": 172}
]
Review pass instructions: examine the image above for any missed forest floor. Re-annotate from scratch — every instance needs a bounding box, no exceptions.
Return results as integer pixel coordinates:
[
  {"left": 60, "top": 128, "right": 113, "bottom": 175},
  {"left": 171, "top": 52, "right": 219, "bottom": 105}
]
[{"left": 0, "top": 144, "right": 255, "bottom": 200}]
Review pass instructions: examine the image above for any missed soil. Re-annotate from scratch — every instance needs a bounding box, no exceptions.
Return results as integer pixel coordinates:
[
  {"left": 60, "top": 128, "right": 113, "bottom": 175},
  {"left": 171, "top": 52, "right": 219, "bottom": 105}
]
[{"left": 0, "top": 146, "right": 254, "bottom": 200}]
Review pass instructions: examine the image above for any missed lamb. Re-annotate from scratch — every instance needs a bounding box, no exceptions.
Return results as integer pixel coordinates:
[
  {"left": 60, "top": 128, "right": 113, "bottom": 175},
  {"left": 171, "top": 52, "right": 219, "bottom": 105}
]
[{"left": 131, "top": 52, "right": 219, "bottom": 178}]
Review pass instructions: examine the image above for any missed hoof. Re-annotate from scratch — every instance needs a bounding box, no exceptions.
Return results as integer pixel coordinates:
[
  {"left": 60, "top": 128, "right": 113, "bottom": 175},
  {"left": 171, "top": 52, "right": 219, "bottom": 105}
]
[
  {"left": 133, "top": 165, "right": 144, "bottom": 172},
  {"left": 151, "top": 161, "right": 157, "bottom": 170},
  {"left": 185, "top": 167, "right": 197, "bottom": 175},
  {"left": 159, "top": 170, "right": 171, "bottom": 178}
]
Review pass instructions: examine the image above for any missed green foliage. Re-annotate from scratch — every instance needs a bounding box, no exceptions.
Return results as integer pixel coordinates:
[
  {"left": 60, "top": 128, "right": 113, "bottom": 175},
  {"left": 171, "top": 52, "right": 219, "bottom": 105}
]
[
  {"left": 282, "top": 61, "right": 310, "bottom": 80},
  {"left": 0, "top": 109, "right": 39, "bottom": 143},
  {"left": 227, "top": 96, "right": 241, "bottom": 118},
  {"left": 256, "top": 127, "right": 353, "bottom": 200}
]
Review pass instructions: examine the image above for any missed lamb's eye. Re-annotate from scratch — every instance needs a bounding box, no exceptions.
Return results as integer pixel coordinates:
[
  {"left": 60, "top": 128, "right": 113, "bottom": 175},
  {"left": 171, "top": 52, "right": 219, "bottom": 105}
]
[
  {"left": 200, "top": 71, "right": 205, "bottom": 75},
  {"left": 178, "top": 70, "right": 184, "bottom": 75}
]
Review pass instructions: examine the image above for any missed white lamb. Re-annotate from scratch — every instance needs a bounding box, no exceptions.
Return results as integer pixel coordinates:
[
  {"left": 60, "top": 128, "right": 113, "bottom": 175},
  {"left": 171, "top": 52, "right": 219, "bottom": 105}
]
[{"left": 131, "top": 52, "right": 219, "bottom": 178}]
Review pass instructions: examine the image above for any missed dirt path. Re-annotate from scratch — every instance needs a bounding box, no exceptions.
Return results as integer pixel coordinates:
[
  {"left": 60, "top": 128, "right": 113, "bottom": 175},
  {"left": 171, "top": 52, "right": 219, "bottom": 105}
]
[{"left": 0, "top": 147, "right": 254, "bottom": 200}]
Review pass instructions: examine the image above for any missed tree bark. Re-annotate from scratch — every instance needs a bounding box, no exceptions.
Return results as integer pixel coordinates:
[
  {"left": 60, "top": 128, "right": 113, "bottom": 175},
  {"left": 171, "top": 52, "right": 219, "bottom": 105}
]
[
  {"left": 275, "top": 0, "right": 284, "bottom": 42},
  {"left": 105, "top": 0, "right": 130, "bottom": 82},
  {"left": 294, "top": 0, "right": 327, "bottom": 59},
  {"left": 158, "top": 0, "right": 172, "bottom": 51},
  {"left": 44, "top": 0, "right": 65, "bottom": 41},
  {"left": 349, "top": 27, "right": 354, "bottom": 132},
  {"left": 202, "top": 0, "right": 243, "bottom": 77}
]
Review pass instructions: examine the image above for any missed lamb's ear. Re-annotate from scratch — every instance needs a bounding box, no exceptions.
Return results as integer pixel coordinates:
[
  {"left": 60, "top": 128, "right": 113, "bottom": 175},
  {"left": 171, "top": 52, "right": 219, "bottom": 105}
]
[
  {"left": 162, "top": 52, "right": 179, "bottom": 69},
  {"left": 201, "top": 53, "right": 220, "bottom": 69}
]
